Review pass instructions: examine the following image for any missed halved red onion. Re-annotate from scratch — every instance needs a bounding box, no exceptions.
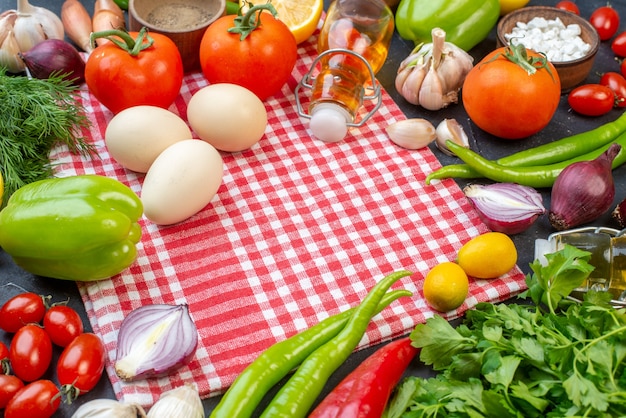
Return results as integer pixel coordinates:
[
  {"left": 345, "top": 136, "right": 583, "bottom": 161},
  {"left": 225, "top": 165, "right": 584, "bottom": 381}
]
[
  {"left": 114, "top": 304, "right": 198, "bottom": 381},
  {"left": 464, "top": 182, "right": 546, "bottom": 235}
]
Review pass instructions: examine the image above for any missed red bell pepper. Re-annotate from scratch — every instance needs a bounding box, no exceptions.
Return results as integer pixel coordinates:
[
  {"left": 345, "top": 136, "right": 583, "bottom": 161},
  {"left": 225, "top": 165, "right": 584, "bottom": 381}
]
[{"left": 308, "top": 336, "right": 418, "bottom": 418}]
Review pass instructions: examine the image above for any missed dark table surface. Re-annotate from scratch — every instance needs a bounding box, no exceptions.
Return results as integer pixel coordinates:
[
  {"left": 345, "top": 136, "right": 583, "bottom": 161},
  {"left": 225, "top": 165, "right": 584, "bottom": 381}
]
[{"left": 0, "top": 0, "right": 625, "bottom": 416}]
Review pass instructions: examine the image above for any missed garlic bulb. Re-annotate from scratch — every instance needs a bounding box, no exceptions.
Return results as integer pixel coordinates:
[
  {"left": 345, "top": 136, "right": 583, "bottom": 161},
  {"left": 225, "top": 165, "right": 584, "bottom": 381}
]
[
  {"left": 386, "top": 118, "right": 437, "bottom": 150},
  {"left": 395, "top": 28, "right": 474, "bottom": 111},
  {"left": 0, "top": 0, "right": 64, "bottom": 73},
  {"left": 70, "top": 399, "right": 147, "bottom": 418},
  {"left": 146, "top": 384, "right": 204, "bottom": 418}
]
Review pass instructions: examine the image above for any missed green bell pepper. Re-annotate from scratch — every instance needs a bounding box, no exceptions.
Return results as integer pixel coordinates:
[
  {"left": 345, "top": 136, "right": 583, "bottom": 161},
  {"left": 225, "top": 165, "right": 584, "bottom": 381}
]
[
  {"left": 0, "top": 175, "right": 143, "bottom": 281},
  {"left": 395, "top": 0, "right": 500, "bottom": 52}
]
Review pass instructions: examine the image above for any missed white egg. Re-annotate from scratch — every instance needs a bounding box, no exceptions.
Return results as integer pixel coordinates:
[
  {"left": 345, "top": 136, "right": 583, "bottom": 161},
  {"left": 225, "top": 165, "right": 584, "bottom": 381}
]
[
  {"left": 141, "top": 139, "right": 223, "bottom": 225},
  {"left": 105, "top": 106, "right": 192, "bottom": 173},
  {"left": 187, "top": 83, "right": 268, "bottom": 152}
]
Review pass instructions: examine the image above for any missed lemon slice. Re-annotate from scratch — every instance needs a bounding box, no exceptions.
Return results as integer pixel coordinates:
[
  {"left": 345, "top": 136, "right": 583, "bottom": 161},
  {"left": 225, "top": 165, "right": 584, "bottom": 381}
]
[{"left": 240, "top": 0, "right": 323, "bottom": 44}]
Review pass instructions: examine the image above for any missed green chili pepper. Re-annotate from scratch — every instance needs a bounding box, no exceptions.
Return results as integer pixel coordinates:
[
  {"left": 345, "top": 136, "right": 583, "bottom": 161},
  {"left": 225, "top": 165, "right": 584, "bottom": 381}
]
[
  {"left": 113, "top": 0, "right": 128, "bottom": 10},
  {"left": 259, "top": 270, "right": 413, "bottom": 418},
  {"left": 0, "top": 175, "right": 143, "bottom": 281},
  {"left": 395, "top": 0, "right": 500, "bottom": 51},
  {"left": 445, "top": 134, "right": 626, "bottom": 188},
  {"left": 426, "top": 111, "right": 626, "bottom": 184},
  {"left": 211, "top": 288, "right": 412, "bottom": 418}
]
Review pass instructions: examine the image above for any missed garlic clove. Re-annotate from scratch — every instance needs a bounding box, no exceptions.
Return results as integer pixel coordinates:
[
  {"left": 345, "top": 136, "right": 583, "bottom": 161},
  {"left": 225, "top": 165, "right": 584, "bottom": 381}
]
[
  {"left": 386, "top": 118, "right": 437, "bottom": 150},
  {"left": 435, "top": 118, "right": 470, "bottom": 156},
  {"left": 146, "top": 384, "right": 203, "bottom": 418},
  {"left": 0, "top": 30, "right": 25, "bottom": 73},
  {"left": 70, "top": 399, "right": 147, "bottom": 418},
  {"left": 399, "top": 64, "right": 428, "bottom": 105},
  {"left": 418, "top": 69, "right": 445, "bottom": 111}
]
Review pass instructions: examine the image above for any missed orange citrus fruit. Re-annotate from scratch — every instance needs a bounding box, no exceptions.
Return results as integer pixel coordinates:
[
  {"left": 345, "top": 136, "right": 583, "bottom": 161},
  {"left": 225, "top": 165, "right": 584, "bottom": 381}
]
[
  {"left": 423, "top": 262, "right": 469, "bottom": 312},
  {"left": 240, "top": 0, "right": 323, "bottom": 44},
  {"left": 457, "top": 232, "right": 518, "bottom": 279}
]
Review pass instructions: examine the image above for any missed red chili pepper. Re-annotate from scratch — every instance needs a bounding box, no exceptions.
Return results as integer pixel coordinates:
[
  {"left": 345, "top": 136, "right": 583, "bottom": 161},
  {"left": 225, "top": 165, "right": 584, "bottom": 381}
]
[{"left": 308, "top": 336, "right": 418, "bottom": 418}]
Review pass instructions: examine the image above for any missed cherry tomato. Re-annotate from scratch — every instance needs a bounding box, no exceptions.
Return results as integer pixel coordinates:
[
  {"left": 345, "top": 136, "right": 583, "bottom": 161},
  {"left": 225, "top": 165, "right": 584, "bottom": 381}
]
[
  {"left": 462, "top": 46, "right": 561, "bottom": 139},
  {"left": 0, "top": 292, "right": 46, "bottom": 333},
  {"left": 57, "top": 333, "right": 106, "bottom": 398},
  {"left": 4, "top": 380, "right": 60, "bottom": 418},
  {"left": 600, "top": 72, "right": 626, "bottom": 107},
  {"left": 0, "top": 341, "right": 9, "bottom": 374},
  {"left": 590, "top": 6, "right": 620, "bottom": 41},
  {"left": 0, "top": 374, "right": 24, "bottom": 409},
  {"left": 199, "top": 4, "right": 298, "bottom": 101},
  {"left": 43, "top": 305, "right": 84, "bottom": 347},
  {"left": 9, "top": 324, "right": 52, "bottom": 382},
  {"left": 568, "top": 84, "right": 615, "bottom": 116},
  {"left": 555, "top": 1, "right": 580, "bottom": 15},
  {"left": 612, "top": 32, "right": 626, "bottom": 57},
  {"left": 85, "top": 29, "right": 184, "bottom": 114}
]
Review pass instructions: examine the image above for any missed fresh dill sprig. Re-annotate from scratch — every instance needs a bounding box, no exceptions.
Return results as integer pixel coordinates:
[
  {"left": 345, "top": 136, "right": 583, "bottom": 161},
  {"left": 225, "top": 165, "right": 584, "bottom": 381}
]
[{"left": 0, "top": 68, "right": 96, "bottom": 205}]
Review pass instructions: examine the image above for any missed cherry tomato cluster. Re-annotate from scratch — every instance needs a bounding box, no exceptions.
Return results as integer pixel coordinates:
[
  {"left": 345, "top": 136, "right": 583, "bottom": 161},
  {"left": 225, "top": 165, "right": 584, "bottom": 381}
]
[{"left": 0, "top": 292, "right": 106, "bottom": 418}]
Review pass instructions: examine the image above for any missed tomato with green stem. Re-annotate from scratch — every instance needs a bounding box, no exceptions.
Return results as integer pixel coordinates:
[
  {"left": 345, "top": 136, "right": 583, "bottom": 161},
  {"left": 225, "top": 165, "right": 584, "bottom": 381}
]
[
  {"left": 199, "top": 3, "right": 298, "bottom": 101},
  {"left": 43, "top": 304, "right": 84, "bottom": 347},
  {"left": 0, "top": 292, "right": 48, "bottom": 333},
  {"left": 9, "top": 324, "right": 52, "bottom": 382},
  {"left": 4, "top": 380, "right": 60, "bottom": 418},
  {"left": 57, "top": 333, "right": 106, "bottom": 400},
  {"left": 462, "top": 43, "right": 561, "bottom": 139},
  {"left": 85, "top": 28, "right": 184, "bottom": 114},
  {"left": 600, "top": 72, "right": 626, "bottom": 108}
]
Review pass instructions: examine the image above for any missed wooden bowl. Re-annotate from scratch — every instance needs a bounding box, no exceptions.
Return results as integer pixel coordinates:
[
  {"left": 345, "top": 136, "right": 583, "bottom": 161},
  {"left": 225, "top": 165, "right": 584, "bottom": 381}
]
[
  {"left": 129, "top": 0, "right": 225, "bottom": 73},
  {"left": 496, "top": 6, "right": 599, "bottom": 91}
]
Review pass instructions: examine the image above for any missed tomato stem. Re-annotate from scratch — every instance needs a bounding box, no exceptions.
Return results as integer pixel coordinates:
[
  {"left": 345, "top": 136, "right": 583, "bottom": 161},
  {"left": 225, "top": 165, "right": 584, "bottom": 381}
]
[
  {"left": 490, "top": 41, "right": 556, "bottom": 81},
  {"left": 89, "top": 27, "right": 155, "bottom": 56},
  {"left": 228, "top": 3, "right": 278, "bottom": 41}
]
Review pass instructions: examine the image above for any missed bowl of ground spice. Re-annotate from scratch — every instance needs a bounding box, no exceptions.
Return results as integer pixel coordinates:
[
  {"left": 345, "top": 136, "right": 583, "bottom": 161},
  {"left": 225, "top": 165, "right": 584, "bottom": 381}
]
[{"left": 129, "top": 0, "right": 225, "bottom": 73}]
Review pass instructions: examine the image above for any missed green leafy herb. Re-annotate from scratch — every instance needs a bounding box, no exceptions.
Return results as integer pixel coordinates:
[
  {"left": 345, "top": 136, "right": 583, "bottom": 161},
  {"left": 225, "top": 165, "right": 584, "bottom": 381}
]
[
  {"left": 0, "top": 69, "right": 96, "bottom": 205},
  {"left": 386, "top": 245, "right": 626, "bottom": 417}
]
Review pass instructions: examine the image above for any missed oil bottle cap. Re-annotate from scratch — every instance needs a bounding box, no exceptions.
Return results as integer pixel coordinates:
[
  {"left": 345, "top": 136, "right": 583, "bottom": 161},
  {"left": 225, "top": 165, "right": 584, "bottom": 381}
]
[{"left": 309, "top": 103, "right": 351, "bottom": 143}]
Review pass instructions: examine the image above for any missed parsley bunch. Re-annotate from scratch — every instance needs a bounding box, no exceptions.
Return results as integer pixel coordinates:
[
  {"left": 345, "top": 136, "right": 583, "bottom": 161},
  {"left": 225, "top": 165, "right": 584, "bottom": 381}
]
[
  {"left": 0, "top": 69, "right": 95, "bottom": 206},
  {"left": 385, "top": 245, "right": 626, "bottom": 417}
]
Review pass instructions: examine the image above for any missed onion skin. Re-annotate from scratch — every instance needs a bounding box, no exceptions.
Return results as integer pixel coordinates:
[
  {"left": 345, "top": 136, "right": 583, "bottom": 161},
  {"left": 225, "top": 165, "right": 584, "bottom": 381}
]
[
  {"left": 114, "top": 304, "right": 198, "bottom": 381},
  {"left": 464, "top": 182, "right": 545, "bottom": 235},
  {"left": 612, "top": 196, "right": 626, "bottom": 228},
  {"left": 19, "top": 39, "right": 85, "bottom": 86},
  {"left": 549, "top": 143, "right": 621, "bottom": 231}
]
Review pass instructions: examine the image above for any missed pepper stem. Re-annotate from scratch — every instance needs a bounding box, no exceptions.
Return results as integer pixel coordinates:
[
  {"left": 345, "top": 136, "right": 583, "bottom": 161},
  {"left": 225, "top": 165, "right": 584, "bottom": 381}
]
[
  {"left": 89, "top": 27, "right": 154, "bottom": 56},
  {"left": 228, "top": 3, "right": 278, "bottom": 41}
]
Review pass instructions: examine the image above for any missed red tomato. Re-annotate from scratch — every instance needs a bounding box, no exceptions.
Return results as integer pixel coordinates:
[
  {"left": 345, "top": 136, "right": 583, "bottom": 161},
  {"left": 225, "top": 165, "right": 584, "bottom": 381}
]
[
  {"left": 555, "top": 1, "right": 580, "bottom": 15},
  {"left": 612, "top": 32, "right": 626, "bottom": 57},
  {"left": 568, "top": 84, "right": 615, "bottom": 116},
  {"left": 199, "top": 5, "right": 298, "bottom": 100},
  {"left": 0, "top": 374, "right": 24, "bottom": 409},
  {"left": 621, "top": 59, "right": 626, "bottom": 79},
  {"left": 462, "top": 46, "right": 561, "bottom": 140},
  {"left": 4, "top": 380, "right": 60, "bottom": 418},
  {"left": 590, "top": 6, "right": 620, "bottom": 41},
  {"left": 9, "top": 324, "right": 52, "bottom": 382},
  {"left": 600, "top": 72, "right": 626, "bottom": 107},
  {"left": 43, "top": 305, "right": 84, "bottom": 347},
  {"left": 0, "top": 292, "right": 46, "bottom": 333},
  {"left": 0, "top": 341, "right": 9, "bottom": 374},
  {"left": 85, "top": 29, "right": 184, "bottom": 114},
  {"left": 57, "top": 333, "right": 106, "bottom": 397}
]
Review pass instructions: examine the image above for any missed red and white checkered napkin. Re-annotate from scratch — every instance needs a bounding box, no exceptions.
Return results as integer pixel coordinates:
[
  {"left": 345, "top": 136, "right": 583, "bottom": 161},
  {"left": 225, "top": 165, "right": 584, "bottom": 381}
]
[{"left": 51, "top": 37, "right": 527, "bottom": 406}]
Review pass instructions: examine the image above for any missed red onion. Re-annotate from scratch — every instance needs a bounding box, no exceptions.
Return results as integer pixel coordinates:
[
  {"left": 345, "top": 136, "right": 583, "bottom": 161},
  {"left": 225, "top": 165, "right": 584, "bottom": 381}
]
[
  {"left": 463, "top": 182, "right": 546, "bottom": 235},
  {"left": 549, "top": 143, "right": 621, "bottom": 231},
  {"left": 114, "top": 304, "right": 198, "bottom": 381},
  {"left": 18, "top": 39, "right": 86, "bottom": 86}
]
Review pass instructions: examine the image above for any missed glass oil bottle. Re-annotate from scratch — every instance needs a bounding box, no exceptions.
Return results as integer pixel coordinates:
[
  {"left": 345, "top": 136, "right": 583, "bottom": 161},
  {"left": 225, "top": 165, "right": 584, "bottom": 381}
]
[{"left": 295, "top": 0, "right": 394, "bottom": 142}]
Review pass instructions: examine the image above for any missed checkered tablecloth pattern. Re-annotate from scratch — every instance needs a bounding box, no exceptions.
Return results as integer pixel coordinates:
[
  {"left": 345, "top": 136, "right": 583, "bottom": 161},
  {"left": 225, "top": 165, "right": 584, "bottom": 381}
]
[{"left": 50, "top": 34, "right": 528, "bottom": 407}]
